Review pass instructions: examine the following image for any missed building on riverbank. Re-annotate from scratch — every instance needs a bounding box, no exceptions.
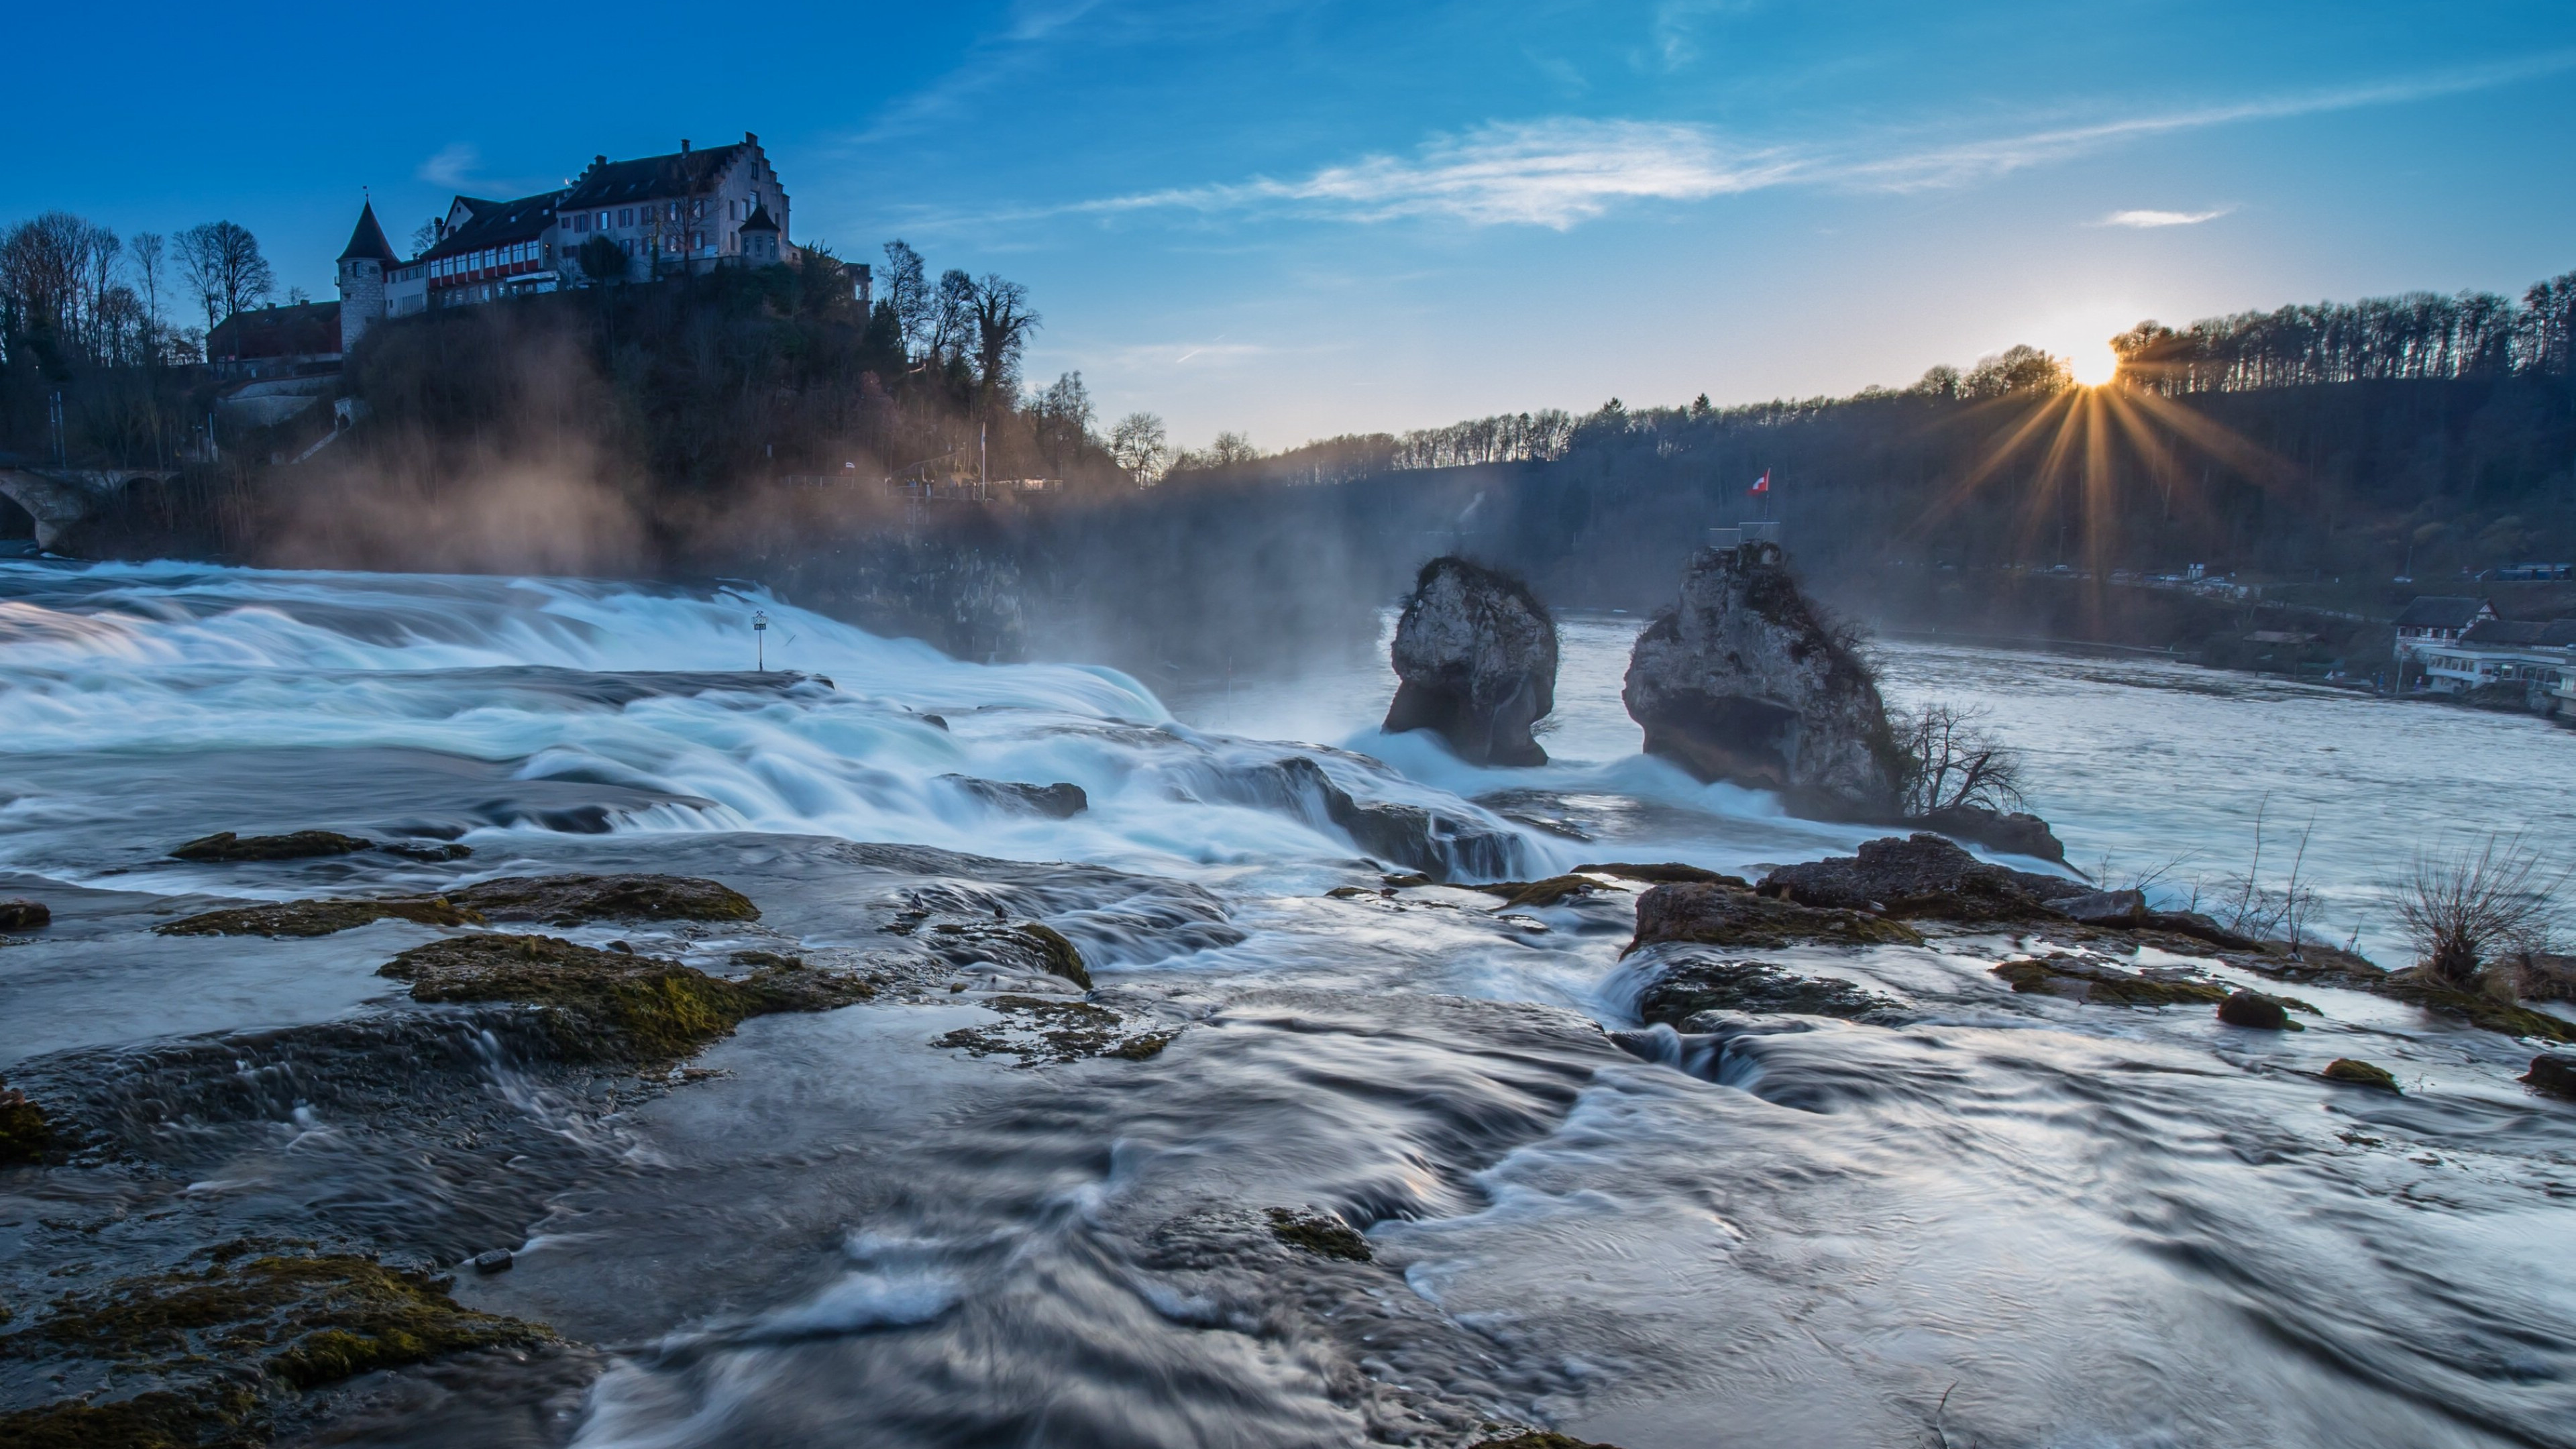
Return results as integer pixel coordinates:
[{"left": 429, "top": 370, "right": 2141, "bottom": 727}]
[
  {"left": 2404, "top": 615, "right": 2576, "bottom": 704},
  {"left": 2392, "top": 595, "right": 2496, "bottom": 691}
]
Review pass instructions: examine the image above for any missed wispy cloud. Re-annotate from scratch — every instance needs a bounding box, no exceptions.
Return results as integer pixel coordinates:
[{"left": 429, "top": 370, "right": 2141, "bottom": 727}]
[
  {"left": 1827, "top": 52, "right": 2576, "bottom": 191},
  {"left": 1038, "top": 50, "right": 2576, "bottom": 230},
  {"left": 2093, "top": 207, "right": 2232, "bottom": 229},
  {"left": 416, "top": 143, "right": 480, "bottom": 189},
  {"left": 1074, "top": 119, "right": 1797, "bottom": 229},
  {"left": 1648, "top": 0, "right": 1750, "bottom": 72}
]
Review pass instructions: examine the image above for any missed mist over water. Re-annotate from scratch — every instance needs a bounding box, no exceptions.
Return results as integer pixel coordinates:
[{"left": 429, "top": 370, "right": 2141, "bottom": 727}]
[{"left": 4, "top": 560, "right": 2574, "bottom": 1448}]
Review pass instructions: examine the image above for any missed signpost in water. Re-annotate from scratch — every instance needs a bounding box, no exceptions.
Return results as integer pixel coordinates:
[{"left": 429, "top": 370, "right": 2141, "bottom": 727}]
[{"left": 753, "top": 608, "right": 769, "bottom": 672}]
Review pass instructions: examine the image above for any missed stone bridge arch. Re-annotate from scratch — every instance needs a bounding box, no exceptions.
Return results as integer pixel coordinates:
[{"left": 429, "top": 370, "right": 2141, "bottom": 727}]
[{"left": 0, "top": 468, "right": 178, "bottom": 552}]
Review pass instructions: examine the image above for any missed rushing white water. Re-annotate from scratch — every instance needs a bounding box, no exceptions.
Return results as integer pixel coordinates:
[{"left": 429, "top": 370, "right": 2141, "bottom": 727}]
[{"left": 4, "top": 559, "right": 2574, "bottom": 1449}]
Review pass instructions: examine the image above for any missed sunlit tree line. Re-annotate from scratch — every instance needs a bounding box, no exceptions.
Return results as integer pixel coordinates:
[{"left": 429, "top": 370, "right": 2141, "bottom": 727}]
[{"left": 2112, "top": 272, "right": 2576, "bottom": 394}]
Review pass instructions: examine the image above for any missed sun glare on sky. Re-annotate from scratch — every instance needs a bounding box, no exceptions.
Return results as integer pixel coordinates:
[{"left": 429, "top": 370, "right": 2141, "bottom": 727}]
[{"left": 2070, "top": 341, "right": 2120, "bottom": 387}]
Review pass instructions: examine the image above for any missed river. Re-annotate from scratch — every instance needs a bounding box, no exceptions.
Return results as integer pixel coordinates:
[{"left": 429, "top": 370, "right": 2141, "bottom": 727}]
[{"left": 2, "top": 561, "right": 2572, "bottom": 1448}]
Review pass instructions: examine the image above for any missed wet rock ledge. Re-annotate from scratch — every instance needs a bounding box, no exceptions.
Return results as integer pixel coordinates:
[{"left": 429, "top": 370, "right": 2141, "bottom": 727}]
[
  {"left": 380, "top": 934, "right": 875, "bottom": 1063},
  {"left": 0, "top": 1245, "right": 553, "bottom": 1448},
  {"left": 157, "top": 872, "right": 762, "bottom": 939}
]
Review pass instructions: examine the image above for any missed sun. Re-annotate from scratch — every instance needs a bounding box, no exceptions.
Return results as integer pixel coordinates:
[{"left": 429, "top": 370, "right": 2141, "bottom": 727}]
[{"left": 2069, "top": 340, "right": 2119, "bottom": 388}]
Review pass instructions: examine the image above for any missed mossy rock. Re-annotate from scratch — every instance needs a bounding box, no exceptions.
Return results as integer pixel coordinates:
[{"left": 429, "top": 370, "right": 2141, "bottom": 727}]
[
  {"left": 157, "top": 896, "right": 485, "bottom": 938},
  {"left": 0, "top": 1085, "right": 52, "bottom": 1165},
  {"left": 2217, "top": 990, "right": 2304, "bottom": 1030},
  {"left": 444, "top": 873, "right": 759, "bottom": 926},
  {"left": 0, "top": 898, "right": 50, "bottom": 930},
  {"left": 1014, "top": 923, "right": 1091, "bottom": 989},
  {"left": 1992, "top": 956, "right": 2231, "bottom": 1006},
  {"left": 2523, "top": 1055, "right": 2576, "bottom": 1099},
  {"left": 380, "top": 933, "right": 870, "bottom": 1063},
  {"left": 2376, "top": 973, "right": 2576, "bottom": 1043},
  {"left": 170, "top": 830, "right": 375, "bottom": 862},
  {"left": 0, "top": 1250, "right": 549, "bottom": 1448},
  {"left": 1267, "top": 1208, "right": 1371, "bottom": 1262},
  {"left": 1473, "top": 876, "right": 1604, "bottom": 910},
  {"left": 2322, "top": 1058, "right": 2400, "bottom": 1091},
  {"left": 0, "top": 1385, "right": 258, "bottom": 1449}
]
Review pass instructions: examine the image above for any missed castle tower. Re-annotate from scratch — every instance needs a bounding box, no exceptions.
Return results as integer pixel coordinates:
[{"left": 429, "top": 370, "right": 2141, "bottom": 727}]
[{"left": 335, "top": 201, "right": 398, "bottom": 355}]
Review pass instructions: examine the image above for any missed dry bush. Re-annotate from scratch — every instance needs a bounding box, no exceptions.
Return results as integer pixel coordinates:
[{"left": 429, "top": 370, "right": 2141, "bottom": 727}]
[
  {"left": 1896, "top": 702, "right": 2025, "bottom": 816},
  {"left": 2391, "top": 835, "right": 2567, "bottom": 987}
]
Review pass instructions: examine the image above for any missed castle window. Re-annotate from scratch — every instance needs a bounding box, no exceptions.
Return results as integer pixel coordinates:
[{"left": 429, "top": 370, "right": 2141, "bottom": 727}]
[{"left": 620, "top": 208, "right": 633, "bottom": 227}]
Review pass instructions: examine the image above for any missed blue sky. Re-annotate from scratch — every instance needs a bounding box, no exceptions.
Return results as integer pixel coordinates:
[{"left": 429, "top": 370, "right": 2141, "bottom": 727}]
[{"left": 9, "top": 1, "right": 2574, "bottom": 448}]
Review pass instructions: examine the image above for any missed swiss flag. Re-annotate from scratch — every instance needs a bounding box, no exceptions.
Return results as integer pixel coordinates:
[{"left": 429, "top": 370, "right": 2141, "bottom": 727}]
[{"left": 1750, "top": 470, "right": 1771, "bottom": 495}]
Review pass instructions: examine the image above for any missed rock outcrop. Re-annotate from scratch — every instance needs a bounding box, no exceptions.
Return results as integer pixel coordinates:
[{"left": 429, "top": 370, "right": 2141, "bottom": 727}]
[
  {"left": 2217, "top": 990, "right": 2302, "bottom": 1030},
  {"left": 171, "top": 830, "right": 376, "bottom": 862},
  {"left": 158, "top": 896, "right": 484, "bottom": 937},
  {"left": 1991, "top": 955, "right": 2233, "bottom": 1006},
  {"left": 1638, "top": 957, "right": 1904, "bottom": 1025},
  {"left": 1911, "top": 804, "right": 2068, "bottom": 865},
  {"left": 944, "top": 775, "right": 1090, "bottom": 819},
  {"left": 2524, "top": 1055, "right": 2576, "bottom": 1098},
  {"left": 1384, "top": 557, "right": 1558, "bottom": 767},
  {"left": 1622, "top": 543, "right": 1904, "bottom": 810},
  {"left": 444, "top": 873, "right": 759, "bottom": 926},
  {"left": 1626, "top": 879, "right": 1924, "bottom": 954},
  {"left": 1248, "top": 755, "right": 1525, "bottom": 882},
  {"left": 380, "top": 933, "right": 868, "bottom": 1062},
  {"left": 1759, "top": 834, "right": 2089, "bottom": 922}
]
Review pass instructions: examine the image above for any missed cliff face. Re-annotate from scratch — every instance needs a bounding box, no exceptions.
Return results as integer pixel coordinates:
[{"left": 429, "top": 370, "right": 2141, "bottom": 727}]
[
  {"left": 1383, "top": 557, "right": 1558, "bottom": 767},
  {"left": 1622, "top": 545, "right": 1903, "bottom": 811}
]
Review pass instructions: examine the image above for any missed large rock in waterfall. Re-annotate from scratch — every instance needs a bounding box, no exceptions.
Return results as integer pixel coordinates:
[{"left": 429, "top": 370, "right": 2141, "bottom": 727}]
[
  {"left": 1383, "top": 557, "right": 1558, "bottom": 767},
  {"left": 1621, "top": 541, "right": 1904, "bottom": 812}
]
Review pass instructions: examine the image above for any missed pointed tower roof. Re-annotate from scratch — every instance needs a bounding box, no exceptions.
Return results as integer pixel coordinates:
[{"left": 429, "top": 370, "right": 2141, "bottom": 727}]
[
  {"left": 739, "top": 203, "right": 780, "bottom": 233},
  {"left": 337, "top": 201, "right": 398, "bottom": 264}
]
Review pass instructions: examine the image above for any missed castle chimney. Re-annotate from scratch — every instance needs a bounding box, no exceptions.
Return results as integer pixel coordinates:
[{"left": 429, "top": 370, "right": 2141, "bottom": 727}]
[
  {"left": 594, "top": 154, "right": 606, "bottom": 167},
  {"left": 680, "top": 138, "right": 691, "bottom": 153},
  {"left": 745, "top": 131, "right": 757, "bottom": 144}
]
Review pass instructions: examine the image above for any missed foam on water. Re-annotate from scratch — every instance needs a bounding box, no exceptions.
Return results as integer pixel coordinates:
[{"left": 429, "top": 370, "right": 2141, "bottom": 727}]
[{"left": 0, "top": 560, "right": 1572, "bottom": 890}]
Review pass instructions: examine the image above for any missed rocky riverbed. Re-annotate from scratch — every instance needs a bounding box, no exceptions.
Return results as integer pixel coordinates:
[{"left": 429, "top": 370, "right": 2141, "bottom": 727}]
[{"left": 5, "top": 561, "right": 2576, "bottom": 1448}]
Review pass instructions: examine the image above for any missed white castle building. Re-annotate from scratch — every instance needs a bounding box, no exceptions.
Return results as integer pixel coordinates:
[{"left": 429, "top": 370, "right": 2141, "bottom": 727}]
[{"left": 337, "top": 133, "right": 801, "bottom": 355}]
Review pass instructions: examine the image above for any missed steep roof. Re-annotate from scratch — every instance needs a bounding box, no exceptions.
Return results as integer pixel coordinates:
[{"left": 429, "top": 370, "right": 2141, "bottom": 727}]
[
  {"left": 559, "top": 143, "right": 751, "bottom": 211},
  {"left": 2393, "top": 596, "right": 2492, "bottom": 629},
  {"left": 418, "top": 191, "right": 566, "bottom": 262},
  {"left": 338, "top": 201, "right": 398, "bottom": 264},
  {"left": 739, "top": 202, "right": 779, "bottom": 233}
]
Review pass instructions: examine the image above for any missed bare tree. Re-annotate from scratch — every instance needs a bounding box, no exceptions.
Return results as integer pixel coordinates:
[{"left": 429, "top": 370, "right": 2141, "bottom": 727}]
[
  {"left": 1, "top": 212, "right": 91, "bottom": 345},
  {"left": 1110, "top": 412, "right": 1168, "bottom": 484},
  {"left": 129, "top": 232, "right": 168, "bottom": 358},
  {"left": 81, "top": 223, "right": 121, "bottom": 352},
  {"left": 971, "top": 273, "right": 1038, "bottom": 400},
  {"left": 881, "top": 240, "right": 930, "bottom": 360},
  {"left": 1896, "top": 702, "right": 2025, "bottom": 816},
  {"left": 2392, "top": 836, "right": 2566, "bottom": 987},
  {"left": 1030, "top": 370, "right": 1093, "bottom": 470},
  {"left": 176, "top": 221, "right": 273, "bottom": 332},
  {"left": 928, "top": 268, "right": 977, "bottom": 367}
]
